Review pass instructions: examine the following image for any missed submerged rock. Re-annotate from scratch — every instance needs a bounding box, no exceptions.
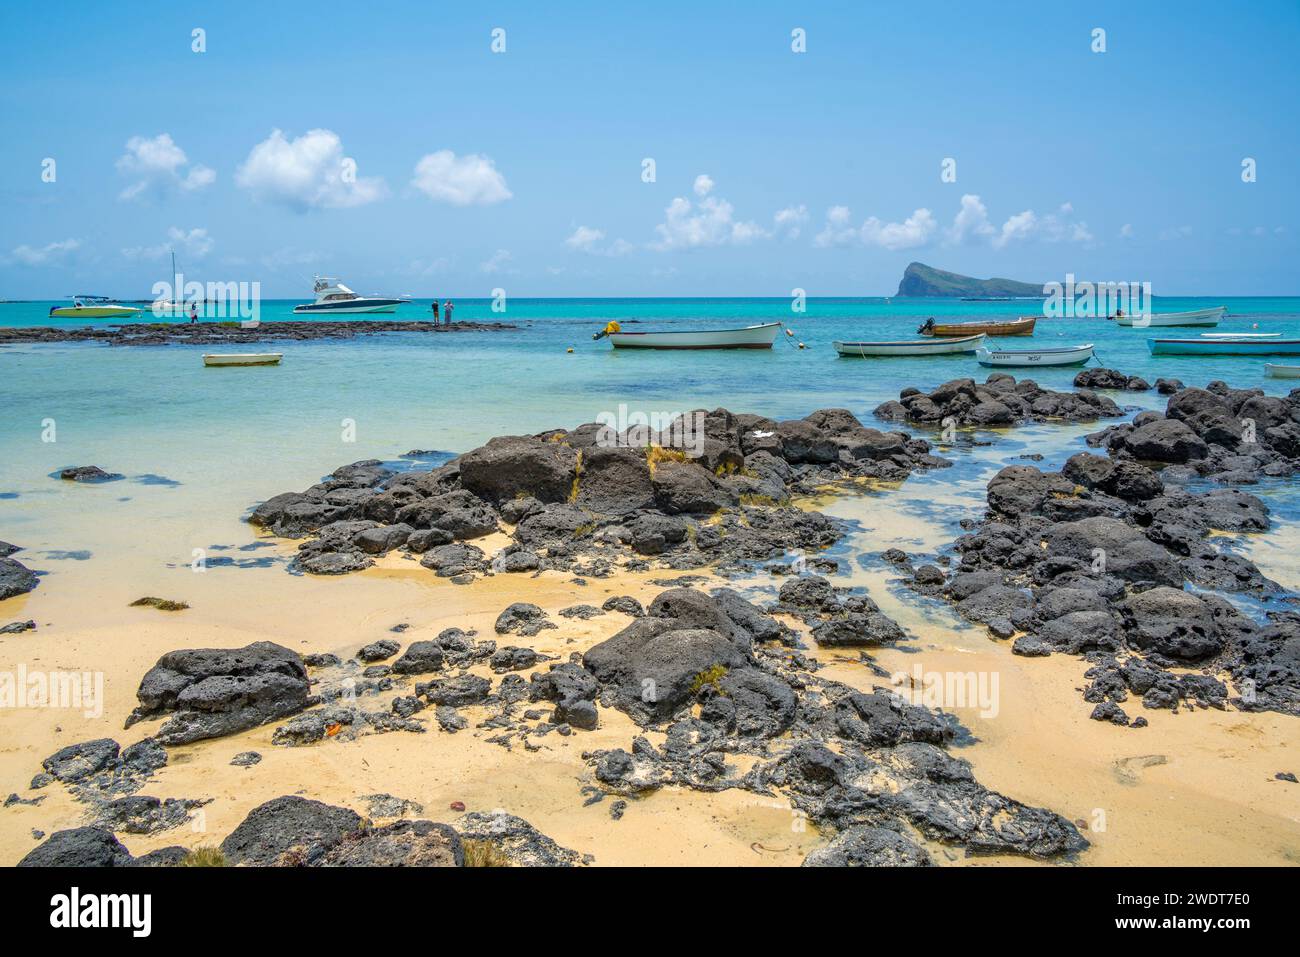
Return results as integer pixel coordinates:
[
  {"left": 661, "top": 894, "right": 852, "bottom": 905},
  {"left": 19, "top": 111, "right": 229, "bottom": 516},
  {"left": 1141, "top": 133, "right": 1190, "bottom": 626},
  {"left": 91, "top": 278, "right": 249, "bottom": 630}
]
[
  {"left": 0, "top": 557, "right": 39, "bottom": 600},
  {"left": 58, "top": 465, "right": 123, "bottom": 483}
]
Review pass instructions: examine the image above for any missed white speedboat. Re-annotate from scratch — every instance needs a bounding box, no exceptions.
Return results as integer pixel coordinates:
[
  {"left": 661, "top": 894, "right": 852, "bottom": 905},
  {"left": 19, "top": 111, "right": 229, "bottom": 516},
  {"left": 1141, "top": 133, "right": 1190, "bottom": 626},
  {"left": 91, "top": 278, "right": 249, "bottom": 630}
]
[
  {"left": 49, "top": 297, "right": 141, "bottom": 319},
  {"left": 833, "top": 333, "right": 985, "bottom": 356},
  {"left": 976, "top": 343, "right": 1095, "bottom": 367},
  {"left": 1115, "top": 306, "right": 1225, "bottom": 327},
  {"left": 292, "top": 277, "right": 403, "bottom": 315},
  {"left": 203, "top": 353, "right": 283, "bottom": 367},
  {"left": 595, "top": 320, "right": 781, "bottom": 350}
]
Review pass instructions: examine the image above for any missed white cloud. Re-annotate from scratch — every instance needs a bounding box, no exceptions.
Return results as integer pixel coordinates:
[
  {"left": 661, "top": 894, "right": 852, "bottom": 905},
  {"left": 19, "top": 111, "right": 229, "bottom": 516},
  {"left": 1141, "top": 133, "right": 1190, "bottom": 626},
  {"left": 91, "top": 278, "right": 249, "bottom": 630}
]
[
  {"left": 480, "top": 248, "right": 513, "bottom": 274},
  {"left": 411, "top": 150, "right": 512, "bottom": 206},
  {"left": 861, "top": 208, "right": 937, "bottom": 250},
  {"left": 938, "top": 194, "right": 1091, "bottom": 249},
  {"left": 945, "top": 194, "right": 996, "bottom": 244},
  {"left": 814, "top": 206, "right": 857, "bottom": 247},
  {"left": 650, "top": 176, "right": 769, "bottom": 250},
  {"left": 565, "top": 226, "right": 633, "bottom": 257},
  {"left": 814, "top": 195, "right": 1093, "bottom": 252},
  {"left": 6, "top": 238, "right": 81, "bottom": 266},
  {"left": 236, "top": 129, "right": 386, "bottom": 210},
  {"left": 1159, "top": 225, "right": 1193, "bottom": 241},
  {"left": 121, "top": 226, "right": 213, "bottom": 261},
  {"left": 1119, "top": 223, "right": 1134, "bottom": 238},
  {"left": 773, "top": 204, "right": 809, "bottom": 239},
  {"left": 815, "top": 205, "right": 937, "bottom": 250},
  {"left": 117, "top": 133, "right": 215, "bottom": 201},
  {"left": 565, "top": 225, "right": 605, "bottom": 251},
  {"left": 996, "top": 210, "right": 1037, "bottom": 248}
]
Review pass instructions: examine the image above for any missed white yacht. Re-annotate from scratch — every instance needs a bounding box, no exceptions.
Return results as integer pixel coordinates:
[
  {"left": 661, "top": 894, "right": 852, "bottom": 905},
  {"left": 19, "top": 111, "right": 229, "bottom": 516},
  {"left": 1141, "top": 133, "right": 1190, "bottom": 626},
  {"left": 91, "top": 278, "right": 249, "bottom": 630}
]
[{"left": 292, "top": 276, "right": 403, "bottom": 315}]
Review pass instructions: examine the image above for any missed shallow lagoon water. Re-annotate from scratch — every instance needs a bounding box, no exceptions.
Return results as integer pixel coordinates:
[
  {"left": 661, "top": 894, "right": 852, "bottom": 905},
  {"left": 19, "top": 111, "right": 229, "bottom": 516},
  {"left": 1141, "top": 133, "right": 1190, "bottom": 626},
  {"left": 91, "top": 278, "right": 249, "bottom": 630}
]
[{"left": 3, "top": 298, "right": 1300, "bottom": 866}]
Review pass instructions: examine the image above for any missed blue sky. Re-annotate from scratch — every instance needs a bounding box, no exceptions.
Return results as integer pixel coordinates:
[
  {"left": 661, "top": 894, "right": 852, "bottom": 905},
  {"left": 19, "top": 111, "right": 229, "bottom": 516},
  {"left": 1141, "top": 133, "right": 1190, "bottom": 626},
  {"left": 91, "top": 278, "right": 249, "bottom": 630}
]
[{"left": 1, "top": 0, "right": 1297, "bottom": 297}]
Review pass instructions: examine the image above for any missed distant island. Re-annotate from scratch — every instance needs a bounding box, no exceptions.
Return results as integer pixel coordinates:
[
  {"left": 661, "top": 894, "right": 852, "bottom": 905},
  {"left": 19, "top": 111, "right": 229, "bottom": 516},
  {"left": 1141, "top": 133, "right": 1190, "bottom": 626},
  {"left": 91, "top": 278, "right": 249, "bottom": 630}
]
[{"left": 896, "top": 262, "right": 1046, "bottom": 298}]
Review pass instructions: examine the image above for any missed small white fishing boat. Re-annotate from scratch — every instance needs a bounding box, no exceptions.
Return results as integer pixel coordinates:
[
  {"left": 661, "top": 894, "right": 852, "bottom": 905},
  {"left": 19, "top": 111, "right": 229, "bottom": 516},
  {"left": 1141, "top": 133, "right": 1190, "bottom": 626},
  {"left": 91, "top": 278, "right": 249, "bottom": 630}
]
[
  {"left": 976, "top": 343, "right": 1095, "bottom": 367},
  {"left": 49, "top": 297, "right": 141, "bottom": 319},
  {"left": 1265, "top": 363, "right": 1300, "bottom": 379},
  {"left": 293, "top": 276, "right": 403, "bottom": 315},
  {"left": 1199, "top": 332, "right": 1279, "bottom": 339},
  {"left": 1115, "top": 306, "right": 1225, "bottom": 327},
  {"left": 202, "top": 353, "right": 283, "bottom": 367},
  {"left": 833, "top": 333, "right": 985, "bottom": 357},
  {"left": 1149, "top": 338, "right": 1300, "bottom": 356},
  {"left": 594, "top": 320, "right": 781, "bottom": 350}
]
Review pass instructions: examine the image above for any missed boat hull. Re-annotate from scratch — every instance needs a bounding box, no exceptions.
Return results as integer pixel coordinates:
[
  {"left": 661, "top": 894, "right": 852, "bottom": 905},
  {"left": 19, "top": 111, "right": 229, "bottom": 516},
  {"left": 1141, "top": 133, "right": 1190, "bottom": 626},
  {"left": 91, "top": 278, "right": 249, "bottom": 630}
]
[
  {"left": 1265, "top": 364, "right": 1300, "bottom": 379},
  {"left": 833, "top": 334, "right": 985, "bottom": 356},
  {"left": 1148, "top": 338, "right": 1300, "bottom": 356},
  {"left": 922, "top": 316, "right": 1036, "bottom": 337},
  {"left": 976, "top": 344, "right": 1094, "bottom": 367},
  {"left": 292, "top": 300, "right": 402, "bottom": 315},
  {"left": 202, "top": 354, "right": 283, "bottom": 367},
  {"left": 49, "top": 305, "right": 141, "bottom": 319},
  {"left": 609, "top": 322, "right": 781, "bottom": 350},
  {"left": 1116, "top": 306, "right": 1225, "bottom": 327}
]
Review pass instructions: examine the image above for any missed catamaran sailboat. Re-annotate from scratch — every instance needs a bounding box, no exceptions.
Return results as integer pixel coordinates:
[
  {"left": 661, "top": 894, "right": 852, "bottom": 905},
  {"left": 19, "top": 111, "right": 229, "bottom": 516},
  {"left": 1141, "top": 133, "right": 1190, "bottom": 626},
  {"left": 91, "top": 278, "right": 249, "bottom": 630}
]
[{"left": 292, "top": 277, "right": 403, "bottom": 315}]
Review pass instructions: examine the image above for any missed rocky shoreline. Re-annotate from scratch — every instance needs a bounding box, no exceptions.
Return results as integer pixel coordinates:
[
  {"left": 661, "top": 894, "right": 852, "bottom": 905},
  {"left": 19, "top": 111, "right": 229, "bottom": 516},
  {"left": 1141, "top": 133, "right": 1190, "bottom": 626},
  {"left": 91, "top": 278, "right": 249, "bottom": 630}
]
[
  {"left": 894, "top": 374, "right": 1300, "bottom": 724},
  {"left": 0, "top": 318, "right": 516, "bottom": 347},
  {"left": 247, "top": 405, "right": 953, "bottom": 579},
  {"left": 11, "top": 370, "right": 1300, "bottom": 866}
]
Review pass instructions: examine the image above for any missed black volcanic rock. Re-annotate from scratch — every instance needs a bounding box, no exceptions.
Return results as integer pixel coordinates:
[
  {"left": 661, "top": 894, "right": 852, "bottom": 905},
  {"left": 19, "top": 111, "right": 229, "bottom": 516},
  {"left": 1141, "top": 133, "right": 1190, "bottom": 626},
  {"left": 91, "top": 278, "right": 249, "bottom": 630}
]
[{"left": 125, "top": 641, "right": 310, "bottom": 744}]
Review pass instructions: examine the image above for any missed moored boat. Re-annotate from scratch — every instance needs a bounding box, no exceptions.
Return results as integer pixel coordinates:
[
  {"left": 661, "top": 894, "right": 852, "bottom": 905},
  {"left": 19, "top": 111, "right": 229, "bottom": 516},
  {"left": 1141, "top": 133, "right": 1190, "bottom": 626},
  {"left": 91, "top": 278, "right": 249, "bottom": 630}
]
[
  {"left": 1199, "top": 332, "right": 1279, "bottom": 339},
  {"left": 918, "top": 316, "right": 1036, "bottom": 337},
  {"left": 976, "top": 343, "right": 1094, "bottom": 367},
  {"left": 202, "top": 353, "right": 283, "bottom": 367},
  {"left": 594, "top": 320, "right": 781, "bottom": 350},
  {"left": 1148, "top": 337, "right": 1300, "bottom": 356},
  {"left": 833, "top": 333, "right": 985, "bottom": 357},
  {"left": 1265, "top": 363, "right": 1300, "bottom": 379},
  {"left": 1115, "top": 306, "right": 1225, "bottom": 327},
  {"left": 293, "top": 276, "right": 403, "bottom": 315},
  {"left": 49, "top": 297, "right": 142, "bottom": 319}
]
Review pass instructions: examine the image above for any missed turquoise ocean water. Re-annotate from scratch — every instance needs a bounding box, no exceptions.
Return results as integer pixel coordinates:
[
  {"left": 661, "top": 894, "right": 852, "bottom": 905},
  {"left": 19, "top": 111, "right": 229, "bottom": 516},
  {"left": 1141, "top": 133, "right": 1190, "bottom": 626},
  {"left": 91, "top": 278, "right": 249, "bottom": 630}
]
[{"left": 3, "top": 296, "right": 1300, "bottom": 589}]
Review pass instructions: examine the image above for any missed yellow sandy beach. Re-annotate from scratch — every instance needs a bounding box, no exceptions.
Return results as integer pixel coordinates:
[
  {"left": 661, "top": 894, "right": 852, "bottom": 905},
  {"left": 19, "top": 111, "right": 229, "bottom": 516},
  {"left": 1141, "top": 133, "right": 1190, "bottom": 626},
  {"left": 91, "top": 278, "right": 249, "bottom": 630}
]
[{"left": 2, "top": 472, "right": 1296, "bottom": 867}]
